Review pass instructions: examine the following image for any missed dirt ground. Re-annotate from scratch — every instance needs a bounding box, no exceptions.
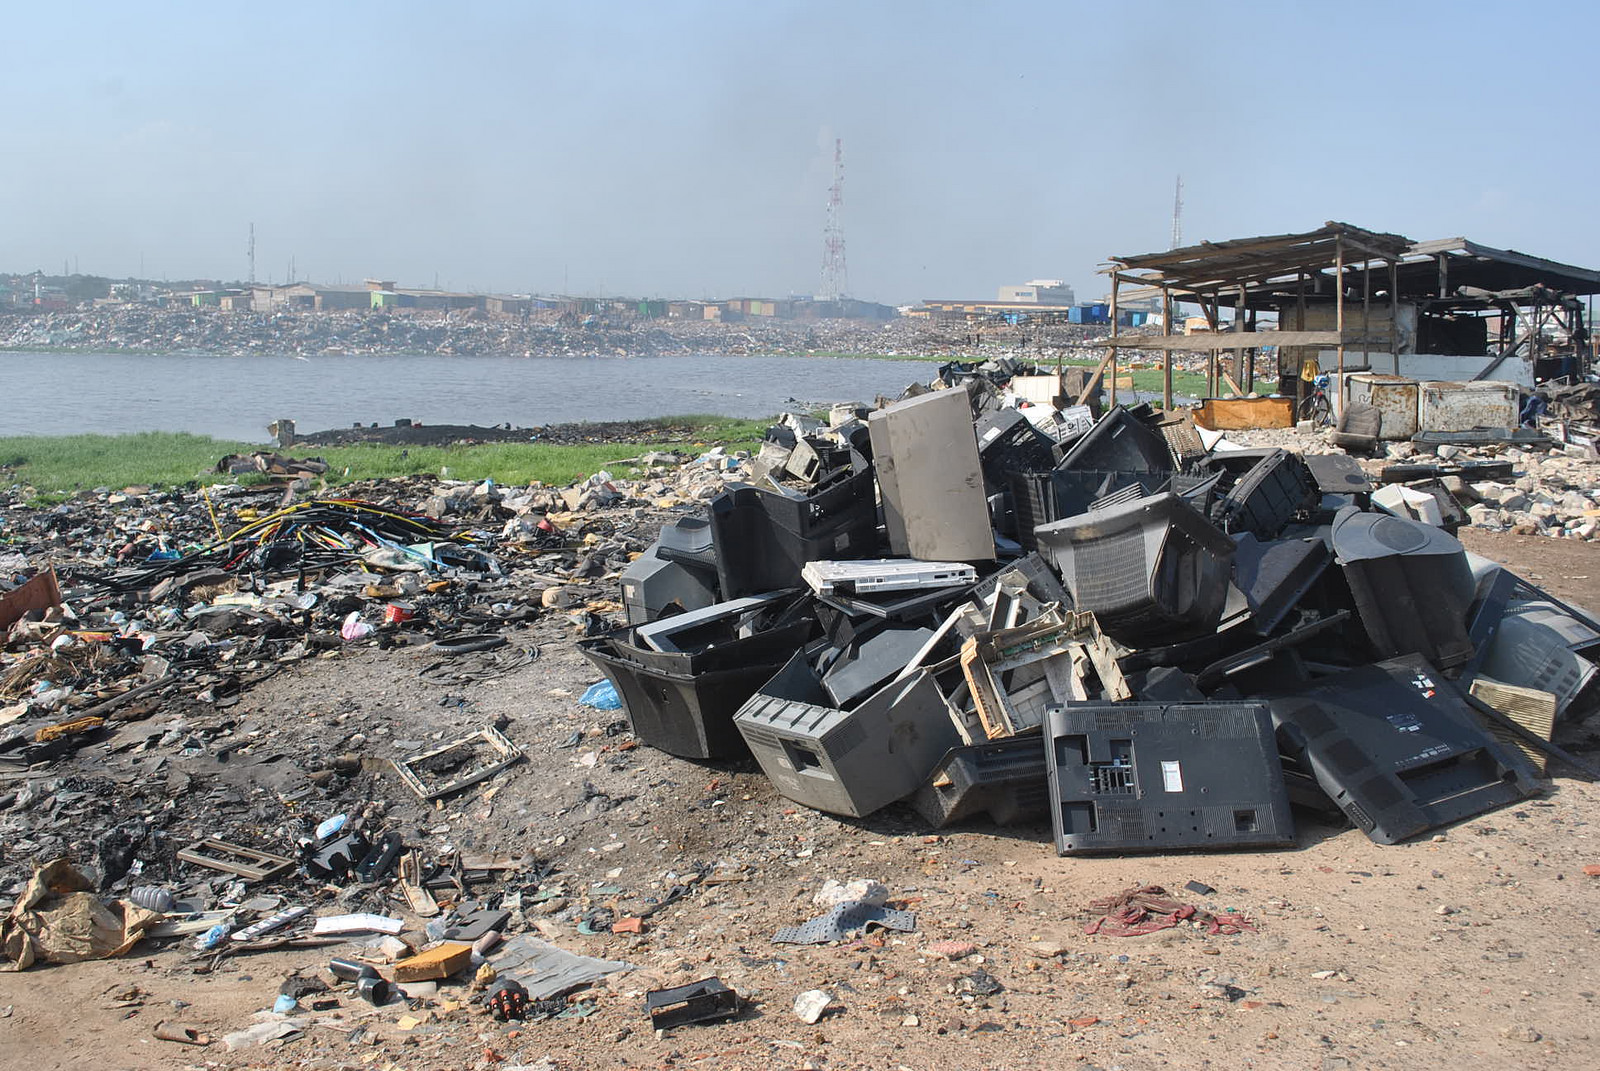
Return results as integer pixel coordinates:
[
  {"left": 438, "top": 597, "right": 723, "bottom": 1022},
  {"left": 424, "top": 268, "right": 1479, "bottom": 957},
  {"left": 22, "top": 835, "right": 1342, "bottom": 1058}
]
[{"left": 1, "top": 530, "right": 1598, "bottom": 1071}]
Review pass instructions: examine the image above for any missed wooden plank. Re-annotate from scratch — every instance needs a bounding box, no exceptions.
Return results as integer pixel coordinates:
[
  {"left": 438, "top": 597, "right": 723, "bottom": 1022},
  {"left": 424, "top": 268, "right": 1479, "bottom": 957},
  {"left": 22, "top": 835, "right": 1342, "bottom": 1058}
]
[{"left": 1073, "top": 352, "right": 1114, "bottom": 407}]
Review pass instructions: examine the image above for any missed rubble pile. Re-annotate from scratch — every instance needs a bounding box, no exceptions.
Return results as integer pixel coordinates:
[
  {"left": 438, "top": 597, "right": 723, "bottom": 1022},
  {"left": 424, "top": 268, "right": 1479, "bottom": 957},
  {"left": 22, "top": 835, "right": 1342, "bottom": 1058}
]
[
  {"left": 1223, "top": 416, "right": 1600, "bottom": 543},
  {"left": 1, "top": 304, "right": 1120, "bottom": 363},
  {"left": 0, "top": 361, "right": 1595, "bottom": 1060},
  {"left": 0, "top": 443, "right": 772, "bottom": 1041},
  {"left": 586, "top": 361, "right": 1599, "bottom": 859}
]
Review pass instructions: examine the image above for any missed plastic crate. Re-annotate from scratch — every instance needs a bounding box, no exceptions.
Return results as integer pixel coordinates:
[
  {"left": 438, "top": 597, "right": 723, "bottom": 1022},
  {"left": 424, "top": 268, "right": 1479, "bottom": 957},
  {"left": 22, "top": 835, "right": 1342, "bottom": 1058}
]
[
  {"left": 1034, "top": 491, "right": 1236, "bottom": 646},
  {"left": 578, "top": 634, "right": 801, "bottom": 760},
  {"left": 1044, "top": 701, "right": 1295, "bottom": 854},
  {"left": 910, "top": 735, "right": 1051, "bottom": 828},
  {"left": 709, "top": 468, "right": 879, "bottom": 597},
  {"left": 1007, "top": 470, "right": 1058, "bottom": 551},
  {"left": 734, "top": 653, "right": 962, "bottom": 818}
]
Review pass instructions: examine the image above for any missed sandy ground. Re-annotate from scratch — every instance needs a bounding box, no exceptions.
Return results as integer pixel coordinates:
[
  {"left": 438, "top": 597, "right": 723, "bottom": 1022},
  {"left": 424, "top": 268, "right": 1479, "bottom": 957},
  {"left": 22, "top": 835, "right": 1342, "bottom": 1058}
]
[{"left": 1, "top": 530, "right": 1597, "bottom": 1071}]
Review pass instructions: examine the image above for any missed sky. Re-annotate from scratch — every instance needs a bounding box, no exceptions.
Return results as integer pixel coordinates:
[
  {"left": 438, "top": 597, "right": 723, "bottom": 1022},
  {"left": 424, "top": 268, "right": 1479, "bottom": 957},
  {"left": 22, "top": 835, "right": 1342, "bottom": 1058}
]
[{"left": 2, "top": 1, "right": 1597, "bottom": 306}]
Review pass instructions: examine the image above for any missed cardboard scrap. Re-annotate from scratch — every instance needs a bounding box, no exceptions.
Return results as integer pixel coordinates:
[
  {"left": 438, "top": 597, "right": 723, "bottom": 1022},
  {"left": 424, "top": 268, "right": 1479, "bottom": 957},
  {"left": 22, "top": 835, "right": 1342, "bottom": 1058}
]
[
  {"left": 390, "top": 941, "right": 473, "bottom": 982},
  {"left": 0, "top": 569, "right": 61, "bottom": 631},
  {"left": 0, "top": 858, "right": 162, "bottom": 970}
]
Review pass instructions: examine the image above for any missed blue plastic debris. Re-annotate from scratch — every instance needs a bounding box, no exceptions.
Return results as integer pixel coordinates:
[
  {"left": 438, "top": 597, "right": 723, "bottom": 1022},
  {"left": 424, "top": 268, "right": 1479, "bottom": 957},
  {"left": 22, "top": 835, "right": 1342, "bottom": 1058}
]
[{"left": 580, "top": 680, "right": 622, "bottom": 710}]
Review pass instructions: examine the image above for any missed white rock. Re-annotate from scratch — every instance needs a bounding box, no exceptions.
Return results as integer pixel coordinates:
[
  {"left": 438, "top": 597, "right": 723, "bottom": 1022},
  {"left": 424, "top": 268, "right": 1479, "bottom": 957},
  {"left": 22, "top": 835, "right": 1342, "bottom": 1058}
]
[{"left": 794, "top": 989, "right": 833, "bottom": 1024}]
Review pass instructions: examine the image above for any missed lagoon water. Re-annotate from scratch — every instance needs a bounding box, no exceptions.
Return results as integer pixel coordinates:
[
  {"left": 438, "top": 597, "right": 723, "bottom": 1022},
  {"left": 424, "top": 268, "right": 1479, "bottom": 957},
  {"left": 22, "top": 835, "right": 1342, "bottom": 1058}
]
[{"left": 3, "top": 350, "right": 942, "bottom": 442}]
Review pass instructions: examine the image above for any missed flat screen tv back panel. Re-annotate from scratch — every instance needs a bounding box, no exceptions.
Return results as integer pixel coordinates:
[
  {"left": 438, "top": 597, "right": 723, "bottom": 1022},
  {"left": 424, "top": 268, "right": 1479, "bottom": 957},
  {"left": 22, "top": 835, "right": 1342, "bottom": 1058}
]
[{"left": 1044, "top": 701, "right": 1294, "bottom": 854}]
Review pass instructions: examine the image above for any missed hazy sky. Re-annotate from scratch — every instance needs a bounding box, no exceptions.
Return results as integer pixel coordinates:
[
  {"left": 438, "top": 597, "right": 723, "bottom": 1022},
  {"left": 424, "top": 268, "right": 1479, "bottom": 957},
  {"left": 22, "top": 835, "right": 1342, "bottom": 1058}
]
[{"left": 4, "top": 1, "right": 1597, "bottom": 305}]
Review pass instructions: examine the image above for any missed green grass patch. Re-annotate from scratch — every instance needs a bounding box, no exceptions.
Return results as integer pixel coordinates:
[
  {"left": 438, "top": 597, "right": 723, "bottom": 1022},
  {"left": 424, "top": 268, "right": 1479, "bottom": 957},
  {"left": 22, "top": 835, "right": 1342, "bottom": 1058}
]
[
  {"left": 0, "top": 420, "right": 767, "bottom": 495},
  {"left": 0, "top": 432, "right": 258, "bottom": 492}
]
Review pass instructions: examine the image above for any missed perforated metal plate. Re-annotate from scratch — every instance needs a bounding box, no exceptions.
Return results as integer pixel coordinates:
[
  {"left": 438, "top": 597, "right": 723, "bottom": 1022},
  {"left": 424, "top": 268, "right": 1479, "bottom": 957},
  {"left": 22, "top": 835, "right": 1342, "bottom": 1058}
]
[{"left": 771, "top": 900, "right": 918, "bottom": 944}]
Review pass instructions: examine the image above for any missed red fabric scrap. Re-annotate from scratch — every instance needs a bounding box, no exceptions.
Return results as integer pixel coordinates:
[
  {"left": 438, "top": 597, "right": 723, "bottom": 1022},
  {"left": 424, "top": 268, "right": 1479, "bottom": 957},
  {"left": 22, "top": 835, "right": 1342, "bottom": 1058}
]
[{"left": 1082, "top": 884, "right": 1255, "bottom": 938}]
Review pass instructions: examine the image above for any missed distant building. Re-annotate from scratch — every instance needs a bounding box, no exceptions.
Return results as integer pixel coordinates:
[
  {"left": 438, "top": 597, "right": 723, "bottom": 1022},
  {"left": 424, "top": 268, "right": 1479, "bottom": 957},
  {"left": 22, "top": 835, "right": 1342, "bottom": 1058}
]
[
  {"left": 251, "top": 283, "right": 372, "bottom": 312},
  {"left": 998, "top": 279, "right": 1076, "bottom": 305},
  {"left": 486, "top": 295, "right": 532, "bottom": 316}
]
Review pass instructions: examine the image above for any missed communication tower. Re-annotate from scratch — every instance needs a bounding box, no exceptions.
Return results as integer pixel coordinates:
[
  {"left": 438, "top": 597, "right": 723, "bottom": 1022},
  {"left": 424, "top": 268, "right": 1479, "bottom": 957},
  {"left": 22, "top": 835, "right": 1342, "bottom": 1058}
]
[
  {"left": 819, "top": 139, "right": 849, "bottom": 301},
  {"left": 1171, "top": 175, "right": 1184, "bottom": 249}
]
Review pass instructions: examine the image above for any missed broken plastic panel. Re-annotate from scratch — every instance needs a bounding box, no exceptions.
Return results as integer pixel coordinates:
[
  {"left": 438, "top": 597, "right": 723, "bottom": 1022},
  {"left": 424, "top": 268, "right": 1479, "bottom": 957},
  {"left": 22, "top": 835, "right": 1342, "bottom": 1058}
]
[
  {"left": 1269, "top": 655, "right": 1540, "bottom": 845},
  {"left": 819, "top": 622, "right": 939, "bottom": 708},
  {"left": 772, "top": 900, "right": 917, "bottom": 944},
  {"left": 1045, "top": 701, "right": 1295, "bottom": 855},
  {"left": 633, "top": 593, "right": 794, "bottom": 655},
  {"left": 1231, "top": 534, "right": 1332, "bottom": 636}
]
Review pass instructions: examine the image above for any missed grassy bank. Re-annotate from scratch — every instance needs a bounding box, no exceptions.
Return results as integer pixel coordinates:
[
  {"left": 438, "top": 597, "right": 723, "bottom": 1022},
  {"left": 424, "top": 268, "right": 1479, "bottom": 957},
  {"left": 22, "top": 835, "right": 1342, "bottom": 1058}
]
[{"left": 0, "top": 418, "right": 766, "bottom": 496}]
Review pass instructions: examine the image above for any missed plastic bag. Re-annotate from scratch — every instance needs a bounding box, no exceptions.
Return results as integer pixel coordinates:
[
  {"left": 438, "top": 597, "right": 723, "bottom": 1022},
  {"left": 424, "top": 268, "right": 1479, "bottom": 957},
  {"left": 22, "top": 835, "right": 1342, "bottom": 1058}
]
[{"left": 580, "top": 680, "right": 621, "bottom": 710}]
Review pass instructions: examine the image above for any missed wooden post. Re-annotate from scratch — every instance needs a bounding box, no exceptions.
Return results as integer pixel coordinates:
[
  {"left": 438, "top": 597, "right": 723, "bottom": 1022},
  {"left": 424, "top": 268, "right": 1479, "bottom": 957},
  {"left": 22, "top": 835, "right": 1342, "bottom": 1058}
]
[
  {"left": 1361, "top": 259, "right": 1371, "bottom": 370},
  {"left": 1295, "top": 270, "right": 1307, "bottom": 413},
  {"left": 1234, "top": 284, "right": 1247, "bottom": 394},
  {"left": 1161, "top": 285, "right": 1173, "bottom": 409},
  {"left": 1246, "top": 307, "right": 1256, "bottom": 392},
  {"left": 1335, "top": 235, "right": 1346, "bottom": 379},
  {"left": 1203, "top": 295, "right": 1221, "bottom": 396},
  {"left": 1388, "top": 259, "right": 1400, "bottom": 374},
  {"left": 1108, "top": 276, "right": 1121, "bottom": 408},
  {"left": 1437, "top": 253, "right": 1449, "bottom": 299}
]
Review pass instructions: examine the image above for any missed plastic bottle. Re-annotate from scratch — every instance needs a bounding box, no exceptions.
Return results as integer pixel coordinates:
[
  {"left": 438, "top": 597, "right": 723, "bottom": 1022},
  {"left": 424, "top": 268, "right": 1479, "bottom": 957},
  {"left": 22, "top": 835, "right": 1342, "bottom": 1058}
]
[{"left": 129, "top": 885, "right": 176, "bottom": 912}]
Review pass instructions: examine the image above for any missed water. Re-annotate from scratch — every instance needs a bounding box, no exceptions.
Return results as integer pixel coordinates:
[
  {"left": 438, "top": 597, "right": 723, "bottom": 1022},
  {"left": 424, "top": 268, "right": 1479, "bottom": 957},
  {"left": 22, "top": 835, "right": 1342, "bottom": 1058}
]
[{"left": 3, "top": 350, "right": 940, "bottom": 441}]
